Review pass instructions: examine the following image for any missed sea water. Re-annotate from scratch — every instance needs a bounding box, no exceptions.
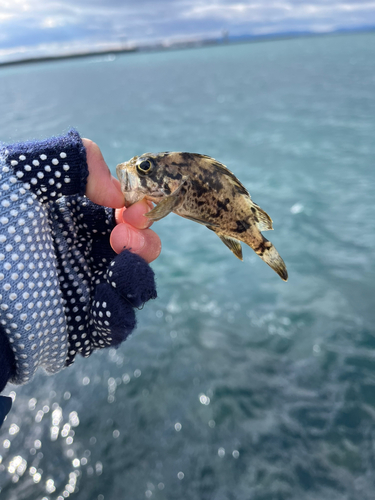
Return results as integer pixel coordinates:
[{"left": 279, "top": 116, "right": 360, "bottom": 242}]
[{"left": 0, "top": 32, "right": 375, "bottom": 500}]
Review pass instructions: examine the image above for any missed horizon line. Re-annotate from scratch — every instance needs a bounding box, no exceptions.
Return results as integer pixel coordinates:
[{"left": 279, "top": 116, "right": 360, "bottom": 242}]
[{"left": 1, "top": 26, "right": 374, "bottom": 69}]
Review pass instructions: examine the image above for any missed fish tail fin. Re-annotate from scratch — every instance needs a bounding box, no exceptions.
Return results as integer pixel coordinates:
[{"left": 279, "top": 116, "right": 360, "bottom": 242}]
[{"left": 254, "top": 237, "right": 288, "bottom": 281}]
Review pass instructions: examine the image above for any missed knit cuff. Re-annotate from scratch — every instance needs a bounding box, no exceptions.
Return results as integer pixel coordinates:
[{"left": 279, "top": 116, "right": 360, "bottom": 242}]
[
  {"left": 0, "top": 325, "right": 16, "bottom": 392},
  {"left": 0, "top": 397, "right": 12, "bottom": 428},
  {"left": 1, "top": 129, "right": 89, "bottom": 203}
]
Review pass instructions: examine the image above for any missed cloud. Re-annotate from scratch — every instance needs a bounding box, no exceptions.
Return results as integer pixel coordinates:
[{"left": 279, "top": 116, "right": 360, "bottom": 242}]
[
  {"left": 0, "top": 0, "right": 375, "bottom": 63},
  {"left": 181, "top": 1, "right": 375, "bottom": 22}
]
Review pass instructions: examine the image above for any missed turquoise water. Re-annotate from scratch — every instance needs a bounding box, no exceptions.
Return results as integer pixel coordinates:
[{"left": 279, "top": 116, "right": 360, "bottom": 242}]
[{"left": 1, "top": 33, "right": 375, "bottom": 499}]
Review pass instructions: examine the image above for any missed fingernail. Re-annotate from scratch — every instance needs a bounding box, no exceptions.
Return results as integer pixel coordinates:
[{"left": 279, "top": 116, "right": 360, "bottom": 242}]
[{"left": 128, "top": 226, "right": 145, "bottom": 252}]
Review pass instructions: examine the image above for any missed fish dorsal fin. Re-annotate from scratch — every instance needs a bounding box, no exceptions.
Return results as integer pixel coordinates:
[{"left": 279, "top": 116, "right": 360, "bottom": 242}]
[
  {"left": 210, "top": 160, "right": 249, "bottom": 196},
  {"left": 250, "top": 202, "right": 273, "bottom": 231},
  {"left": 180, "top": 153, "right": 249, "bottom": 196},
  {"left": 145, "top": 180, "right": 187, "bottom": 222}
]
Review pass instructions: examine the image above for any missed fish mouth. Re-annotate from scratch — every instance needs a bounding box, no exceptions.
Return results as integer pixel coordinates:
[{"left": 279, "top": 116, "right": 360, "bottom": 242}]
[
  {"left": 116, "top": 164, "right": 140, "bottom": 206},
  {"left": 121, "top": 171, "right": 134, "bottom": 207},
  {"left": 123, "top": 170, "right": 132, "bottom": 195}
]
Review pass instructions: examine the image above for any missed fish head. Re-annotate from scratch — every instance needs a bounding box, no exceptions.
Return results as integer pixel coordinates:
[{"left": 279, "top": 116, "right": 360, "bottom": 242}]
[{"left": 116, "top": 152, "right": 186, "bottom": 207}]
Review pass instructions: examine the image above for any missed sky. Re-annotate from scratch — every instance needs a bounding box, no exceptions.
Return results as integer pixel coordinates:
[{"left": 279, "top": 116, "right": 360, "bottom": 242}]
[{"left": 1, "top": 0, "right": 375, "bottom": 63}]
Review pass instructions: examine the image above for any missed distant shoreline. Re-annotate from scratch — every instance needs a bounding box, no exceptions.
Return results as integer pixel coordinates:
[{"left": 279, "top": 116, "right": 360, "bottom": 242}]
[{"left": 1, "top": 27, "right": 374, "bottom": 68}]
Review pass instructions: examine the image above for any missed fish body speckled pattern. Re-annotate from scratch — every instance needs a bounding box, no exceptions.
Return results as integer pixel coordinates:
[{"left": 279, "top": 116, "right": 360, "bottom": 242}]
[{"left": 116, "top": 152, "right": 288, "bottom": 281}]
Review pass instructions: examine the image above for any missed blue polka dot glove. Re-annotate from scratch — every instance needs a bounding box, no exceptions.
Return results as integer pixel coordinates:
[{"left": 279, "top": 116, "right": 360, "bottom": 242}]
[{"left": 0, "top": 130, "right": 157, "bottom": 389}]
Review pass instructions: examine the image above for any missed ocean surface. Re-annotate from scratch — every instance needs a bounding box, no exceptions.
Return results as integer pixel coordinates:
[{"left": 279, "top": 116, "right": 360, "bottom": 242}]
[{"left": 0, "top": 33, "right": 375, "bottom": 500}]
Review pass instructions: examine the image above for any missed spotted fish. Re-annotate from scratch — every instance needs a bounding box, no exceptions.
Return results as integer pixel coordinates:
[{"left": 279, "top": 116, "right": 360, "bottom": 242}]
[{"left": 116, "top": 152, "right": 288, "bottom": 281}]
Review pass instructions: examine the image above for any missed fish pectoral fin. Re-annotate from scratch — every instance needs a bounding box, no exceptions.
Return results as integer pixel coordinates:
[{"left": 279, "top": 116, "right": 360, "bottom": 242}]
[
  {"left": 251, "top": 202, "right": 273, "bottom": 231},
  {"left": 145, "top": 180, "right": 187, "bottom": 222},
  {"left": 216, "top": 233, "right": 243, "bottom": 261}
]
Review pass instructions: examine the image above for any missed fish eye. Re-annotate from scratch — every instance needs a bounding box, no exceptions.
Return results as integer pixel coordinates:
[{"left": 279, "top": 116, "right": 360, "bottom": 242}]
[{"left": 137, "top": 159, "right": 153, "bottom": 175}]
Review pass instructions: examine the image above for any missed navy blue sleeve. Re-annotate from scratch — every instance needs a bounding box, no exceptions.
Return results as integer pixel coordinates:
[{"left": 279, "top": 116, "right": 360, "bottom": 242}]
[{"left": 0, "top": 326, "right": 15, "bottom": 427}]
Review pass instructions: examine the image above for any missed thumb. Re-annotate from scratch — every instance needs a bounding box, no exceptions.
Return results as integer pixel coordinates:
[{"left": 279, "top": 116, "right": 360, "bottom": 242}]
[{"left": 83, "top": 138, "right": 125, "bottom": 208}]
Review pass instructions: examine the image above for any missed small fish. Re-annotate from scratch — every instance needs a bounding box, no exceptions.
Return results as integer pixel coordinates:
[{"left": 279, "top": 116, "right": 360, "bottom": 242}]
[{"left": 116, "top": 152, "right": 288, "bottom": 281}]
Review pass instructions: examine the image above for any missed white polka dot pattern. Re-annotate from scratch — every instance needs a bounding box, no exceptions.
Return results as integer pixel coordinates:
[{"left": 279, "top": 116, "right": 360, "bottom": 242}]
[{"left": 0, "top": 161, "right": 71, "bottom": 383}]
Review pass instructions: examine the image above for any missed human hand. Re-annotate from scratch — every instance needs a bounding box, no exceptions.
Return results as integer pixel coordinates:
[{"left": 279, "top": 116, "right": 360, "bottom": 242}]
[
  {"left": 0, "top": 130, "right": 158, "bottom": 385},
  {"left": 82, "top": 139, "right": 161, "bottom": 263}
]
